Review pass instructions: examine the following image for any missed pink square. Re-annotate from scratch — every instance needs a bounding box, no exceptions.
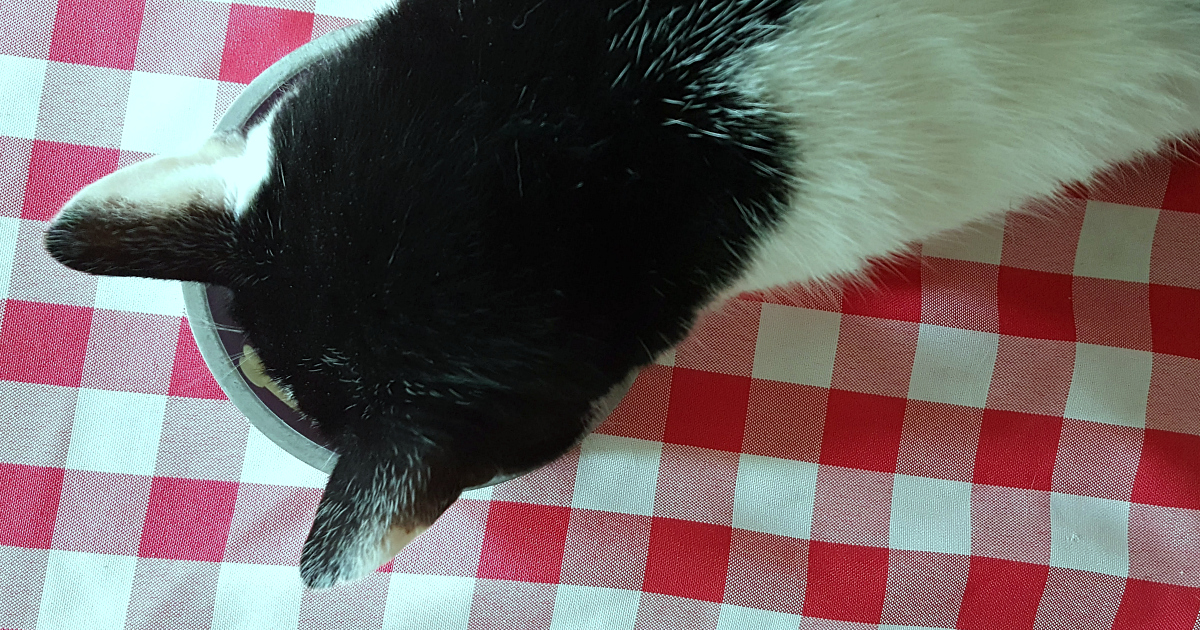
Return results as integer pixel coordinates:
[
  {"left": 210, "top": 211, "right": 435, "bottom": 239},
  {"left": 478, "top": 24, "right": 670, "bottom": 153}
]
[
  {"left": 970, "top": 485, "right": 1052, "bottom": 564},
  {"left": 920, "top": 258, "right": 1000, "bottom": 333},
  {"left": 802, "top": 541, "right": 888, "bottom": 624},
  {"left": 1001, "top": 201, "right": 1086, "bottom": 275},
  {"left": 1150, "top": 284, "right": 1200, "bottom": 361},
  {"left": 392, "top": 498, "right": 489, "bottom": 577},
  {"left": 0, "top": 299, "right": 93, "bottom": 387},
  {"left": 743, "top": 379, "right": 826, "bottom": 462},
  {"left": 559, "top": 508, "right": 652, "bottom": 590},
  {"left": 155, "top": 397, "right": 248, "bottom": 481},
  {"left": 48, "top": 0, "right": 144, "bottom": 69},
  {"left": 51, "top": 469, "right": 151, "bottom": 555},
  {"left": 0, "top": 463, "right": 64, "bottom": 548},
  {"left": 664, "top": 368, "right": 750, "bottom": 453},
  {"left": 1051, "top": 419, "right": 1142, "bottom": 501},
  {"left": 36, "top": 62, "right": 131, "bottom": 148},
  {"left": 633, "top": 592, "right": 721, "bottom": 630},
  {"left": 750, "top": 282, "right": 844, "bottom": 312},
  {"left": 0, "top": 136, "right": 34, "bottom": 218},
  {"left": 219, "top": 5, "right": 315, "bottom": 84},
  {"left": 311, "top": 14, "right": 360, "bottom": 40},
  {"left": 1128, "top": 503, "right": 1200, "bottom": 588},
  {"left": 809, "top": 465, "right": 892, "bottom": 547},
  {"left": 674, "top": 298, "right": 760, "bottom": 377},
  {"left": 1132, "top": 429, "right": 1200, "bottom": 510},
  {"left": 956, "top": 556, "right": 1049, "bottom": 630},
  {"left": 489, "top": 445, "right": 579, "bottom": 507},
  {"left": 0, "top": 381, "right": 77, "bottom": 468},
  {"left": 138, "top": 476, "right": 239, "bottom": 561},
  {"left": 8, "top": 218, "right": 99, "bottom": 307},
  {"left": 168, "top": 319, "right": 227, "bottom": 400},
  {"left": 895, "top": 401, "right": 983, "bottom": 482},
  {"left": 974, "top": 409, "right": 1062, "bottom": 491},
  {"left": 1073, "top": 277, "right": 1152, "bottom": 351},
  {"left": 126, "top": 557, "right": 221, "bottom": 630},
  {"left": 299, "top": 572, "right": 390, "bottom": 630},
  {"left": 593, "top": 364, "right": 670, "bottom": 442},
  {"left": 468, "top": 580, "right": 556, "bottom": 630},
  {"left": 840, "top": 256, "right": 922, "bottom": 322},
  {"left": 1033, "top": 567, "right": 1124, "bottom": 630},
  {"left": 1162, "top": 140, "right": 1200, "bottom": 215},
  {"left": 998, "top": 267, "right": 1076, "bottom": 342},
  {"left": 0, "top": 0, "right": 57, "bottom": 58},
  {"left": 985, "top": 336, "right": 1075, "bottom": 416},
  {"left": 1112, "top": 580, "right": 1200, "bottom": 630},
  {"left": 1152, "top": 210, "right": 1200, "bottom": 291},
  {"left": 1147, "top": 353, "right": 1200, "bottom": 435},
  {"left": 22, "top": 140, "right": 119, "bottom": 221},
  {"left": 819, "top": 389, "right": 906, "bottom": 473},
  {"left": 477, "top": 501, "right": 571, "bottom": 583},
  {"left": 81, "top": 310, "right": 179, "bottom": 395},
  {"left": 653, "top": 443, "right": 738, "bottom": 525},
  {"left": 0, "top": 546, "right": 51, "bottom": 630},
  {"left": 830, "top": 315, "right": 919, "bottom": 398},
  {"left": 724, "top": 529, "right": 807, "bottom": 614},
  {"left": 134, "top": 0, "right": 231, "bottom": 79},
  {"left": 222, "top": 483, "right": 320, "bottom": 565},
  {"left": 642, "top": 518, "right": 732, "bottom": 603},
  {"left": 880, "top": 550, "right": 969, "bottom": 628}
]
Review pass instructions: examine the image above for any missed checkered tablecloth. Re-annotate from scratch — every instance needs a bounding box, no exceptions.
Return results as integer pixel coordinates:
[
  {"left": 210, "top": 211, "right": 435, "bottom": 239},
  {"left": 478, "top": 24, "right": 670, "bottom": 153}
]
[{"left": 4, "top": 1, "right": 1200, "bottom": 629}]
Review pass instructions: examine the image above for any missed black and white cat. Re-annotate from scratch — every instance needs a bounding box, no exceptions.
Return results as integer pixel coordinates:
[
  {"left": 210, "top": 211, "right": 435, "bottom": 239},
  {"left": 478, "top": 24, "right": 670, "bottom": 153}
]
[{"left": 44, "top": 0, "right": 1200, "bottom": 588}]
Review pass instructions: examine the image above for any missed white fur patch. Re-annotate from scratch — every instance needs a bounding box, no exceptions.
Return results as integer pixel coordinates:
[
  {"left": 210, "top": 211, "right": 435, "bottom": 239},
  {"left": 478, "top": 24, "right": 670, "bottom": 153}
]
[{"left": 213, "top": 104, "right": 281, "bottom": 217}]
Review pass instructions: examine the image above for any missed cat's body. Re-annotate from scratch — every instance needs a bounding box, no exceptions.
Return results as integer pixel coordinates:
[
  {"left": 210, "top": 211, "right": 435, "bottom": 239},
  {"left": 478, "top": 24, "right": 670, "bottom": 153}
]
[{"left": 44, "top": 0, "right": 1200, "bottom": 588}]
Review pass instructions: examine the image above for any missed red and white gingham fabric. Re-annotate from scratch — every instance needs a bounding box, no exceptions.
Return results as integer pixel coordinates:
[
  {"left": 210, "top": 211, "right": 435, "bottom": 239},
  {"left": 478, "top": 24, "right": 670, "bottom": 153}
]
[{"left": 3, "top": 1, "right": 1200, "bottom": 628}]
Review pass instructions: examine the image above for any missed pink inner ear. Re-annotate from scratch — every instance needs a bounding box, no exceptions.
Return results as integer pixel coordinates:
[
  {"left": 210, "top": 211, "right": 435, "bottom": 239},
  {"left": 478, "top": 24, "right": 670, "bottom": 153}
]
[{"left": 377, "top": 524, "right": 431, "bottom": 568}]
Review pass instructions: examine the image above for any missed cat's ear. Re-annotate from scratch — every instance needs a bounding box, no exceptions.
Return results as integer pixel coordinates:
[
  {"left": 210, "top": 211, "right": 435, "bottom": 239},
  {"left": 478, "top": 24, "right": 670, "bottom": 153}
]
[
  {"left": 299, "top": 422, "right": 489, "bottom": 590},
  {"left": 43, "top": 127, "right": 272, "bottom": 285}
]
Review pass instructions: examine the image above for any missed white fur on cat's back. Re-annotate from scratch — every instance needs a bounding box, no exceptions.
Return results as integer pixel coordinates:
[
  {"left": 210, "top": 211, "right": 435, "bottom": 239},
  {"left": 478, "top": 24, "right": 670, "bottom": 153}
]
[{"left": 730, "top": 0, "right": 1200, "bottom": 293}]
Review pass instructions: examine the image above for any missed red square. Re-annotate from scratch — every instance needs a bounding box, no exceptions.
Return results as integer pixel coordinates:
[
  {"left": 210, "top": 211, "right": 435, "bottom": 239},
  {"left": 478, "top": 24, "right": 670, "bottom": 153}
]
[
  {"left": 0, "top": 300, "right": 93, "bottom": 387},
  {"left": 802, "top": 541, "right": 888, "bottom": 624},
  {"left": 998, "top": 267, "right": 1076, "bottom": 342},
  {"left": 819, "top": 389, "right": 907, "bottom": 473},
  {"left": 168, "top": 319, "right": 227, "bottom": 400},
  {"left": 830, "top": 315, "right": 919, "bottom": 398},
  {"left": 841, "top": 256, "right": 922, "bottom": 322},
  {"left": 920, "top": 258, "right": 999, "bottom": 333},
  {"left": 51, "top": 469, "right": 152, "bottom": 555},
  {"left": 1132, "top": 429, "right": 1200, "bottom": 510},
  {"left": 1162, "top": 140, "right": 1200, "bottom": 215},
  {"left": 48, "top": 0, "right": 144, "bottom": 69},
  {"left": 973, "top": 409, "right": 1062, "bottom": 491},
  {"left": 724, "top": 530, "right": 807, "bottom": 614},
  {"left": 642, "top": 518, "right": 732, "bottom": 603},
  {"left": 956, "top": 556, "right": 1049, "bottom": 630},
  {"left": 1112, "top": 580, "right": 1200, "bottom": 630},
  {"left": 674, "top": 298, "right": 760, "bottom": 377},
  {"left": 1150, "top": 284, "right": 1200, "bottom": 361},
  {"left": 477, "top": 502, "right": 571, "bottom": 583},
  {"left": 219, "top": 5, "right": 315, "bottom": 84},
  {"left": 743, "top": 379, "right": 826, "bottom": 462},
  {"left": 559, "top": 509, "right": 652, "bottom": 590},
  {"left": 0, "top": 463, "right": 64, "bottom": 549},
  {"left": 593, "top": 364, "right": 670, "bottom": 442},
  {"left": 139, "top": 476, "right": 239, "bottom": 561},
  {"left": 664, "top": 368, "right": 750, "bottom": 453},
  {"left": 22, "top": 140, "right": 119, "bottom": 221}
]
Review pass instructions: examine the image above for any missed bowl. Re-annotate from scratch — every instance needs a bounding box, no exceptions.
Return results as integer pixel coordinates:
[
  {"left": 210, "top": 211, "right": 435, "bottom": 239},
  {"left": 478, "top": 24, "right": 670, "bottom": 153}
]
[{"left": 180, "top": 24, "right": 634, "bottom": 481}]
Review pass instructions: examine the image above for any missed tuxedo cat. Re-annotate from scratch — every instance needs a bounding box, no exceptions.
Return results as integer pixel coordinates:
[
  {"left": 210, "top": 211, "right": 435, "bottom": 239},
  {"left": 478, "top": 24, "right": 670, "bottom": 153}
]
[{"left": 45, "top": 0, "right": 1200, "bottom": 588}]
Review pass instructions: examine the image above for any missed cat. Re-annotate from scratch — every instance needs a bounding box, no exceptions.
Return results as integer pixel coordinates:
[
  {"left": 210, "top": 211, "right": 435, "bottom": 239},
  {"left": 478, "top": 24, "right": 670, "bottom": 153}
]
[{"left": 44, "top": 0, "right": 1200, "bottom": 588}]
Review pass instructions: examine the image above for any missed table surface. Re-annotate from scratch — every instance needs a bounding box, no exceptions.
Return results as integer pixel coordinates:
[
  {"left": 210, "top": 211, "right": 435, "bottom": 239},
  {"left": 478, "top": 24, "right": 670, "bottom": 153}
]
[{"left": 3, "top": 1, "right": 1200, "bottom": 629}]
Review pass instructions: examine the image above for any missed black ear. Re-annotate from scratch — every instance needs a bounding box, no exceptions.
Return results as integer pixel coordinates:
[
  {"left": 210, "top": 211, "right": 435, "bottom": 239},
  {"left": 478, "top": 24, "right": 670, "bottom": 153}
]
[
  {"left": 299, "top": 425, "right": 488, "bottom": 590},
  {"left": 43, "top": 134, "right": 253, "bottom": 285}
]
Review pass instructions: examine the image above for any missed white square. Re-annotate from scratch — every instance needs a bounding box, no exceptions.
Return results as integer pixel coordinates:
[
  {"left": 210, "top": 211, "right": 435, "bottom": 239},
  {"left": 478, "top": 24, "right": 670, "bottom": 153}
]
[
  {"left": 93, "top": 276, "right": 185, "bottom": 316},
  {"left": 715, "top": 604, "right": 801, "bottom": 630},
  {"left": 0, "top": 55, "right": 47, "bottom": 139},
  {"left": 65, "top": 389, "right": 167, "bottom": 476},
  {"left": 315, "top": 0, "right": 392, "bottom": 20},
  {"left": 383, "top": 574, "right": 474, "bottom": 629},
  {"left": 0, "top": 217, "right": 20, "bottom": 298},
  {"left": 907, "top": 325, "right": 999, "bottom": 409},
  {"left": 571, "top": 434, "right": 662, "bottom": 516},
  {"left": 732, "top": 454, "right": 818, "bottom": 539},
  {"left": 550, "top": 585, "right": 641, "bottom": 630},
  {"left": 1073, "top": 201, "right": 1159, "bottom": 283},
  {"left": 1049, "top": 492, "right": 1130, "bottom": 577},
  {"left": 37, "top": 550, "right": 137, "bottom": 630},
  {"left": 752, "top": 304, "right": 841, "bottom": 388},
  {"left": 240, "top": 426, "right": 330, "bottom": 489},
  {"left": 211, "top": 563, "right": 303, "bottom": 630},
  {"left": 889, "top": 475, "right": 972, "bottom": 555},
  {"left": 1064, "top": 343, "right": 1152, "bottom": 428},
  {"left": 121, "top": 72, "right": 218, "bottom": 155},
  {"left": 921, "top": 217, "right": 1005, "bottom": 265}
]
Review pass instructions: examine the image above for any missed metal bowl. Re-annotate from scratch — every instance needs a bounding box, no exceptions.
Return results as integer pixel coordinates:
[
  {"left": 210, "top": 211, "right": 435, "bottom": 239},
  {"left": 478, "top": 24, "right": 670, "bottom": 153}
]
[{"left": 181, "top": 24, "right": 634, "bottom": 480}]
